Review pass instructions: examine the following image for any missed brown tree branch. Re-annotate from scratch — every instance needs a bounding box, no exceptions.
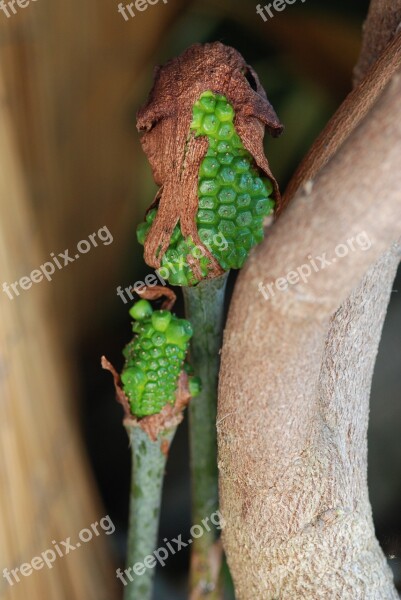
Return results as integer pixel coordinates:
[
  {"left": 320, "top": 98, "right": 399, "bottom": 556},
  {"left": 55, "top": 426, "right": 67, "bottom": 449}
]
[
  {"left": 354, "top": 0, "right": 401, "bottom": 84},
  {"left": 218, "top": 2, "right": 401, "bottom": 598},
  {"left": 284, "top": 30, "right": 401, "bottom": 203},
  {"left": 219, "top": 249, "right": 400, "bottom": 599},
  {"left": 255, "top": 69, "right": 401, "bottom": 321}
]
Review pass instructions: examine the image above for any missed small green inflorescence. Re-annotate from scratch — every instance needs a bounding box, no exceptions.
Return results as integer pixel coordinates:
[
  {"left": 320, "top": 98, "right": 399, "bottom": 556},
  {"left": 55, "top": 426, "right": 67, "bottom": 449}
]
[
  {"left": 137, "top": 91, "right": 275, "bottom": 285},
  {"left": 121, "top": 299, "right": 201, "bottom": 417}
]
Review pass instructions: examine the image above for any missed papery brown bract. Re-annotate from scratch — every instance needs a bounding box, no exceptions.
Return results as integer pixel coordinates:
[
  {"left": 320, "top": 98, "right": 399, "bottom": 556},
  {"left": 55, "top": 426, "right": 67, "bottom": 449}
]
[{"left": 137, "top": 42, "right": 283, "bottom": 274}]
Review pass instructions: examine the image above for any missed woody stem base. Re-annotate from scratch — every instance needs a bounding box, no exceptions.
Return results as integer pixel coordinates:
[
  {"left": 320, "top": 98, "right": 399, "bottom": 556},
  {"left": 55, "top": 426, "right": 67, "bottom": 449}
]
[{"left": 183, "top": 272, "right": 229, "bottom": 599}]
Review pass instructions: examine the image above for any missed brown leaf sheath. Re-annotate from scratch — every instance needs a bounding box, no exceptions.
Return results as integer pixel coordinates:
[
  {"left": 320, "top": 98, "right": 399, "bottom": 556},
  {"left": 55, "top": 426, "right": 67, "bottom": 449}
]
[
  {"left": 136, "top": 284, "right": 177, "bottom": 310},
  {"left": 136, "top": 42, "right": 283, "bottom": 273}
]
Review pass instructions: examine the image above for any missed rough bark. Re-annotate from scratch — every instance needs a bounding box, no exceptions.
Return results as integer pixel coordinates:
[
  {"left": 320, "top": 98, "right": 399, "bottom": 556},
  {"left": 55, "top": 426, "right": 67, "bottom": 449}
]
[
  {"left": 218, "top": 2, "right": 401, "bottom": 598},
  {"left": 219, "top": 249, "right": 400, "bottom": 599}
]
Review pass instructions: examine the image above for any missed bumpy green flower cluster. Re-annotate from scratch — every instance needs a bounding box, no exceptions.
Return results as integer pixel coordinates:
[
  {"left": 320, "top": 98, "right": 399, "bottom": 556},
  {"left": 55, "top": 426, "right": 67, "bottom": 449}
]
[
  {"left": 137, "top": 211, "right": 211, "bottom": 286},
  {"left": 191, "top": 91, "right": 275, "bottom": 269},
  {"left": 121, "top": 299, "right": 201, "bottom": 417},
  {"left": 137, "top": 91, "right": 275, "bottom": 285}
]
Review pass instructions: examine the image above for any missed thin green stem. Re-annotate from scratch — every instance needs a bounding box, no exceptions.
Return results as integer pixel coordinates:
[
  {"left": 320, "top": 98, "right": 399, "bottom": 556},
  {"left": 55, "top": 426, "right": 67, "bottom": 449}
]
[
  {"left": 124, "top": 425, "right": 176, "bottom": 600},
  {"left": 183, "top": 272, "right": 229, "bottom": 599}
]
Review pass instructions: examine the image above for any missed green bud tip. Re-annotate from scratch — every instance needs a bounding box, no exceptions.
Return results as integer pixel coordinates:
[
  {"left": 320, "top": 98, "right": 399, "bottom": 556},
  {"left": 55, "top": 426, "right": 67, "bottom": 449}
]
[
  {"left": 121, "top": 304, "right": 198, "bottom": 418},
  {"left": 129, "top": 299, "right": 153, "bottom": 321}
]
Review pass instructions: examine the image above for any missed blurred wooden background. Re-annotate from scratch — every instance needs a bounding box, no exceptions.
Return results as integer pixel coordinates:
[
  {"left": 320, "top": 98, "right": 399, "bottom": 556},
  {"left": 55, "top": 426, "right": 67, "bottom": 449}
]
[
  {"left": 0, "top": 1, "right": 184, "bottom": 598},
  {"left": 0, "top": 0, "right": 188, "bottom": 343}
]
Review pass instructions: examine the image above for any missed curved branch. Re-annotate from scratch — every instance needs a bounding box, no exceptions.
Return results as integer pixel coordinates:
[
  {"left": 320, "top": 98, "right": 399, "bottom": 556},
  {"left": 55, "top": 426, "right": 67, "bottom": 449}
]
[
  {"left": 219, "top": 248, "right": 400, "bottom": 599},
  {"left": 354, "top": 0, "right": 401, "bottom": 84},
  {"left": 218, "top": 3, "right": 401, "bottom": 598},
  {"left": 254, "top": 69, "right": 401, "bottom": 321},
  {"left": 284, "top": 30, "right": 401, "bottom": 202}
]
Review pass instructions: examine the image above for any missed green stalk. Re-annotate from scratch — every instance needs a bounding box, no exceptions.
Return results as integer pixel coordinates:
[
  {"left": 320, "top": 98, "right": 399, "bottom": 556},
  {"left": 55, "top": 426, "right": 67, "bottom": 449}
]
[
  {"left": 124, "top": 425, "right": 176, "bottom": 600},
  {"left": 183, "top": 272, "right": 229, "bottom": 599}
]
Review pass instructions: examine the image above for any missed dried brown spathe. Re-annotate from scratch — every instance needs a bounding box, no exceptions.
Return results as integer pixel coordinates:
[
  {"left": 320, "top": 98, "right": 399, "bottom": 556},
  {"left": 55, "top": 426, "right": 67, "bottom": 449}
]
[{"left": 137, "top": 42, "right": 283, "bottom": 276}]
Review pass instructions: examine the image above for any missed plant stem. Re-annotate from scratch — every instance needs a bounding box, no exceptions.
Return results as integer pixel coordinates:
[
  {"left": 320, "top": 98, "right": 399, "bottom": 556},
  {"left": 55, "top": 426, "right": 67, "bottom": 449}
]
[
  {"left": 124, "top": 425, "right": 176, "bottom": 600},
  {"left": 183, "top": 272, "right": 229, "bottom": 599}
]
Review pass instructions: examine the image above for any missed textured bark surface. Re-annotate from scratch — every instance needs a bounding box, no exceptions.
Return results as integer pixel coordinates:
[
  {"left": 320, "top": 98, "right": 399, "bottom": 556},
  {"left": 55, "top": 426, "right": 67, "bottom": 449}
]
[
  {"left": 218, "top": 250, "right": 400, "bottom": 599},
  {"left": 217, "top": 2, "right": 401, "bottom": 597}
]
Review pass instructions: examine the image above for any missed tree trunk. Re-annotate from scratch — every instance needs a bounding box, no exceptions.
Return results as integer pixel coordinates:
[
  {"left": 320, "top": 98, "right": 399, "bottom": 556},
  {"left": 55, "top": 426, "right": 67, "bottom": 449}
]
[
  {"left": 217, "top": 1, "right": 401, "bottom": 597},
  {"left": 219, "top": 249, "right": 400, "bottom": 599}
]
